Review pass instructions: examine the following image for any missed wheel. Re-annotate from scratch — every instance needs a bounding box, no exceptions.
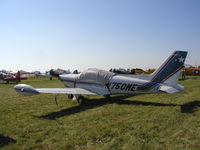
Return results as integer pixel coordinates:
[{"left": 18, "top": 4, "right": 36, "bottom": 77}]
[
  {"left": 77, "top": 96, "right": 85, "bottom": 104},
  {"left": 68, "top": 94, "right": 73, "bottom": 99}
]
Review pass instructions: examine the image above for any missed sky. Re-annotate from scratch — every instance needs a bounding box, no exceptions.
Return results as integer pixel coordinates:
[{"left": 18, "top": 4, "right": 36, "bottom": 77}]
[{"left": 0, "top": 0, "right": 200, "bottom": 72}]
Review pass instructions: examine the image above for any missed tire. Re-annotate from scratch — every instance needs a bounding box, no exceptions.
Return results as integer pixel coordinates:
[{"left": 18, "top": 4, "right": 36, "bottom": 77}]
[
  {"left": 68, "top": 94, "right": 73, "bottom": 99},
  {"left": 77, "top": 96, "right": 85, "bottom": 104}
]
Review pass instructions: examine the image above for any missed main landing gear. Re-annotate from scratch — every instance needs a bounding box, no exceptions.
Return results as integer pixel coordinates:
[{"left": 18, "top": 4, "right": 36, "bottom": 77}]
[
  {"left": 67, "top": 94, "right": 111, "bottom": 104},
  {"left": 68, "top": 94, "right": 73, "bottom": 99},
  {"left": 77, "top": 96, "right": 85, "bottom": 104},
  {"left": 67, "top": 94, "right": 86, "bottom": 104}
]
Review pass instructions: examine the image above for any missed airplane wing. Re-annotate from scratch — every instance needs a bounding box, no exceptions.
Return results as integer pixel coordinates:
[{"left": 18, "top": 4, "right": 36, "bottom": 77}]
[
  {"left": 159, "top": 84, "right": 184, "bottom": 94},
  {"left": 36, "top": 88, "right": 96, "bottom": 95},
  {"left": 14, "top": 84, "right": 96, "bottom": 95},
  {"left": 37, "top": 87, "right": 110, "bottom": 95}
]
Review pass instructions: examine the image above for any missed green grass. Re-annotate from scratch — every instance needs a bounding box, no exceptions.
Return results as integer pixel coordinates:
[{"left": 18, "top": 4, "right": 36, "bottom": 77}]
[{"left": 1, "top": 76, "right": 200, "bottom": 150}]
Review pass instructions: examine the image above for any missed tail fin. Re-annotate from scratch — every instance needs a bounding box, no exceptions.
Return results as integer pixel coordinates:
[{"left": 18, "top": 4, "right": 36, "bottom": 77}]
[{"left": 150, "top": 51, "right": 188, "bottom": 84}]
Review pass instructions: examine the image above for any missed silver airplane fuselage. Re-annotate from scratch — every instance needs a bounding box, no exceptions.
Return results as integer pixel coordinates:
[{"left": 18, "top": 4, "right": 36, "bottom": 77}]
[{"left": 59, "top": 74, "right": 157, "bottom": 95}]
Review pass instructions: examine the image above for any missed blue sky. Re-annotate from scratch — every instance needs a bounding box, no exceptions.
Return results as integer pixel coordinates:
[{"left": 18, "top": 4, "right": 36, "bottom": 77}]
[{"left": 0, "top": 0, "right": 200, "bottom": 72}]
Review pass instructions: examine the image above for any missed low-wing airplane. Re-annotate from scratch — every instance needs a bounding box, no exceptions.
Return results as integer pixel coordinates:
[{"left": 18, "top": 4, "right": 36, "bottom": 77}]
[
  {"left": 14, "top": 51, "right": 188, "bottom": 104},
  {"left": 49, "top": 68, "right": 71, "bottom": 78},
  {"left": 35, "top": 71, "right": 55, "bottom": 80},
  {"left": 0, "top": 71, "right": 27, "bottom": 84},
  {"left": 34, "top": 71, "right": 52, "bottom": 78}
]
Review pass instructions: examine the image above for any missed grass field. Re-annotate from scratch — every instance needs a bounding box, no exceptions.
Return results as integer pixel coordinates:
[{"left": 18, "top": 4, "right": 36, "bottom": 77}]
[{"left": 1, "top": 76, "right": 200, "bottom": 150}]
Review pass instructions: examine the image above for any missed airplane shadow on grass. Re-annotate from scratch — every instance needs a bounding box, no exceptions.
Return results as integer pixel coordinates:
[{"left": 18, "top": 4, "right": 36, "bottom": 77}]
[
  {"left": 37, "top": 94, "right": 200, "bottom": 120},
  {"left": 181, "top": 100, "right": 200, "bottom": 113},
  {"left": 0, "top": 134, "right": 16, "bottom": 148},
  {"left": 37, "top": 95, "right": 182, "bottom": 120}
]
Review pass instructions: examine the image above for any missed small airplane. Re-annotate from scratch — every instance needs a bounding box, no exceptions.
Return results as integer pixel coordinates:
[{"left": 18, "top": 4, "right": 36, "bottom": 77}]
[
  {"left": 14, "top": 51, "right": 188, "bottom": 104},
  {"left": 34, "top": 69, "right": 71, "bottom": 80},
  {"left": 34, "top": 71, "right": 53, "bottom": 80},
  {"left": 109, "top": 68, "right": 146, "bottom": 74},
  {"left": 49, "top": 68, "right": 71, "bottom": 78},
  {"left": 0, "top": 70, "right": 27, "bottom": 84},
  {"left": 34, "top": 71, "right": 51, "bottom": 77}
]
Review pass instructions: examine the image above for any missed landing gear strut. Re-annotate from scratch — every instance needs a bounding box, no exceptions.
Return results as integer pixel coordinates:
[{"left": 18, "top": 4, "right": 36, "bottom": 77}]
[{"left": 69, "top": 94, "right": 86, "bottom": 104}]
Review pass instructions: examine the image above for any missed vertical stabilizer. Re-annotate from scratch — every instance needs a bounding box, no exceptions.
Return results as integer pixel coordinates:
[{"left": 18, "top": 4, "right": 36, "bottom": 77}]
[{"left": 150, "top": 51, "right": 187, "bottom": 84}]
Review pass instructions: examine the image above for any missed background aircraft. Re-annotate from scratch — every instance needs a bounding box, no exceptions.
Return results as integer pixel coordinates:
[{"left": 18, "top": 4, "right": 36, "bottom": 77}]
[
  {"left": 0, "top": 70, "right": 27, "bottom": 84},
  {"left": 34, "top": 68, "right": 71, "bottom": 80},
  {"left": 34, "top": 71, "right": 52, "bottom": 79},
  {"left": 109, "top": 68, "right": 146, "bottom": 74},
  {"left": 49, "top": 68, "right": 71, "bottom": 78},
  {"left": 14, "top": 51, "right": 188, "bottom": 104}
]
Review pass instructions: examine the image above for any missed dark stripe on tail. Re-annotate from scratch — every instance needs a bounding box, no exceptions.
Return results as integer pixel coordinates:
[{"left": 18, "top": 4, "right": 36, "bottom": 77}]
[
  {"left": 151, "top": 51, "right": 187, "bottom": 83},
  {"left": 138, "top": 51, "right": 187, "bottom": 91}
]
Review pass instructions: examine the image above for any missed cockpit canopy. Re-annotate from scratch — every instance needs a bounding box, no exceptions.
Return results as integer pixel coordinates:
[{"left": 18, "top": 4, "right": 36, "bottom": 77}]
[{"left": 78, "top": 68, "right": 115, "bottom": 84}]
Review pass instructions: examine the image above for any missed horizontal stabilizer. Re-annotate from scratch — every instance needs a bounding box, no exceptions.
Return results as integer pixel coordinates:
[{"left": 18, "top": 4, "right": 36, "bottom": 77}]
[{"left": 159, "top": 84, "right": 184, "bottom": 94}]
